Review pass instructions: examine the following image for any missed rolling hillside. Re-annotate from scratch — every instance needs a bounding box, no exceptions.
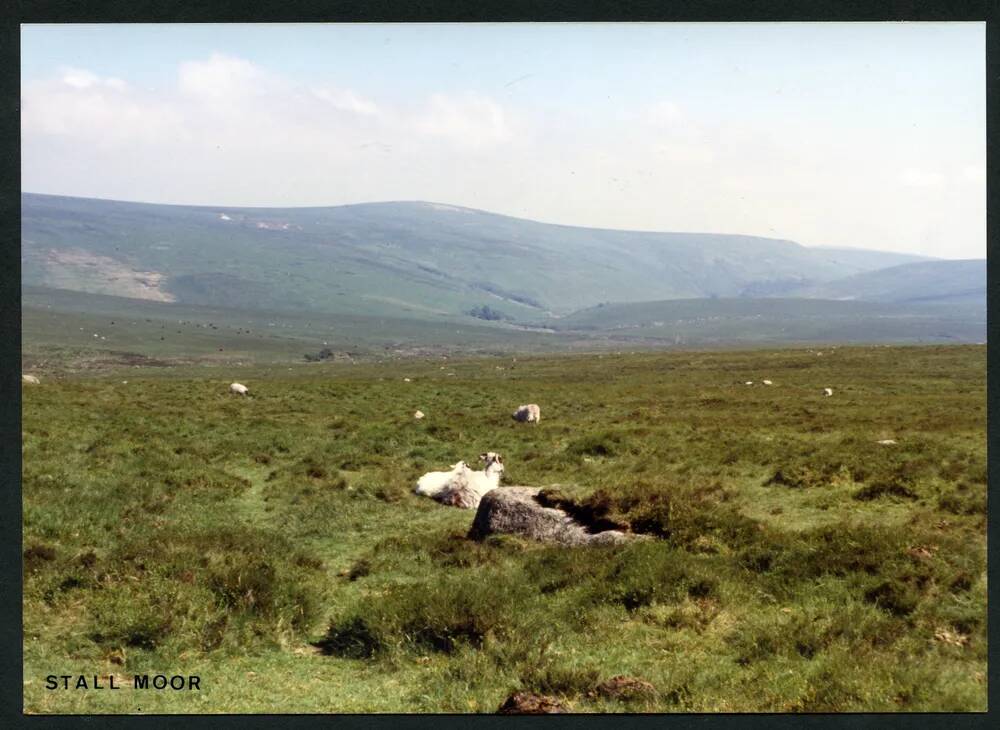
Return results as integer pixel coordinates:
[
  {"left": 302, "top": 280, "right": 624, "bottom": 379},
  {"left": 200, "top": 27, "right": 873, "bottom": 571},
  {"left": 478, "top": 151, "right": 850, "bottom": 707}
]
[
  {"left": 787, "top": 259, "right": 987, "bottom": 305},
  {"left": 22, "top": 193, "right": 930, "bottom": 321}
]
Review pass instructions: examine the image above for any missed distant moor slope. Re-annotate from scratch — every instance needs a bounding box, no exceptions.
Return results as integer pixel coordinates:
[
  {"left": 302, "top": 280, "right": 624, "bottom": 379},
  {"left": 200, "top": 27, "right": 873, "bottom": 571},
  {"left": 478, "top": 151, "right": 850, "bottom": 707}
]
[{"left": 23, "top": 193, "right": 929, "bottom": 321}]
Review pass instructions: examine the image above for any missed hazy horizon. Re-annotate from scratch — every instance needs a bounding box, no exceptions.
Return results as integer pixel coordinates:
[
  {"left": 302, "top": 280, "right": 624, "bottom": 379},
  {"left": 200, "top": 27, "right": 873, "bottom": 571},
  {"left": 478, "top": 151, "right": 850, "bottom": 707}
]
[{"left": 21, "top": 22, "right": 985, "bottom": 260}]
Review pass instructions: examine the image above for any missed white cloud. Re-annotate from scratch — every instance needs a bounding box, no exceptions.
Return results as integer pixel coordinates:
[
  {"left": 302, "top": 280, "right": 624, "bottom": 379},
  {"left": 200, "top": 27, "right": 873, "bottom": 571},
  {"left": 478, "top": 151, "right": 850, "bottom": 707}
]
[
  {"left": 311, "top": 87, "right": 379, "bottom": 116},
  {"left": 899, "top": 167, "right": 945, "bottom": 187},
  {"left": 961, "top": 163, "right": 986, "bottom": 184},
  {"left": 414, "top": 93, "right": 512, "bottom": 149},
  {"left": 22, "top": 70, "right": 183, "bottom": 144},
  {"left": 652, "top": 141, "right": 714, "bottom": 164},
  {"left": 61, "top": 68, "right": 99, "bottom": 89},
  {"left": 178, "top": 53, "right": 265, "bottom": 102},
  {"left": 646, "top": 100, "right": 682, "bottom": 126},
  {"left": 637, "top": 101, "right": 717, "bottom": 165},
  {"left": 60, "top": 67, "right": 128, "bottom": 92}
]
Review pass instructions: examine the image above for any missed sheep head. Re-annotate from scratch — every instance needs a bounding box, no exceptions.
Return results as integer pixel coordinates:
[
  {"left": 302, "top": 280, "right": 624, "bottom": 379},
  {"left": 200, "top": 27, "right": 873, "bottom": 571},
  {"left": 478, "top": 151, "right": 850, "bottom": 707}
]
[{"left": 479, "top": 452, "right": 505, "bottom": 479}]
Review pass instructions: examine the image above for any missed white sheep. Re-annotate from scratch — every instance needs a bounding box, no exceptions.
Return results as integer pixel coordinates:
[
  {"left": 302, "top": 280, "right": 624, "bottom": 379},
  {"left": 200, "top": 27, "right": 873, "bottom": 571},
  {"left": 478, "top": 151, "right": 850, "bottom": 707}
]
[
  {"left": 823, "top": 387, "right": 833, "bottom": 397},
  {"left": 744, "top": 381, "right": 754, "bottom": 386},
  {"left": 22, "top": 374, "right": 40, "bottom": 385},
  {"left": 762, "top": 380, "right": 773, "bottom": 386},
  {"left": 230, "top": 382, "right": 250, "bottom": 396},
  {"left": 512, "top": 404, "right": 541, "bottom": 423},
  {"left": 415, "top": 460, "right": 466, "bottom": 498},
  {"left": 438, "top": 453, "right": 505, "bottom": 509},
  {"left": 415, "top": 453, "right": 505, "bottom": 509}
]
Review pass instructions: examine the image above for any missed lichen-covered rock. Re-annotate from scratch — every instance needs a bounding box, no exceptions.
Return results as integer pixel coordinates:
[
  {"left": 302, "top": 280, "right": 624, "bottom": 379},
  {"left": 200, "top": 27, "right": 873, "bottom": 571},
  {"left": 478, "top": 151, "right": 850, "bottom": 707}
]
[
  {"left": 496, "top": 691, "right": 566, "bottom": 714},
  {"left": 469, "top": 486, "right": 633, "bottom": 546}
]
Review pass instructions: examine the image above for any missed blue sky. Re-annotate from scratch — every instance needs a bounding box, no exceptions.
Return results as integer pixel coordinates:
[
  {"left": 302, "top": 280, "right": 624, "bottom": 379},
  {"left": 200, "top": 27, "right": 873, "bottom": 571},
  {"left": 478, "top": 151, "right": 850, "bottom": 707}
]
[{"left": 21, "top": 22, "right": 985, "bottom": 258}]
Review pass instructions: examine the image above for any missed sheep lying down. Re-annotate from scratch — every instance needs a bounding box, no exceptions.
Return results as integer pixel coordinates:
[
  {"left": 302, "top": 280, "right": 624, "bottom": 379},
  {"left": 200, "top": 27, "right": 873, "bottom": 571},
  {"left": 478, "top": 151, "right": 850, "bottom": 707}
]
[{"left": 415, "top": 453, "right": 505, "bottom": 510}]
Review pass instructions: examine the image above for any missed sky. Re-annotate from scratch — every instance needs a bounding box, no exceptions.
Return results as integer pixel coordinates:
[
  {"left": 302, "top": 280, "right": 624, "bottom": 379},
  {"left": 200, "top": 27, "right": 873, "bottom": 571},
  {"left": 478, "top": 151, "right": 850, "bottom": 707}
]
[{"left": 21, "top": 22, "right": 986, "bottom": 259}]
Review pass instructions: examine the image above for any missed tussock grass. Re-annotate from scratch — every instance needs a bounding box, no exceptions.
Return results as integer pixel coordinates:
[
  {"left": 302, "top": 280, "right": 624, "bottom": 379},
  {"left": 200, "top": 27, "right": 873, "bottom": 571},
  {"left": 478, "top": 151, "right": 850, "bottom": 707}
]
[{"left": 22, "top": 344, "right": 986, "bottom": 712}]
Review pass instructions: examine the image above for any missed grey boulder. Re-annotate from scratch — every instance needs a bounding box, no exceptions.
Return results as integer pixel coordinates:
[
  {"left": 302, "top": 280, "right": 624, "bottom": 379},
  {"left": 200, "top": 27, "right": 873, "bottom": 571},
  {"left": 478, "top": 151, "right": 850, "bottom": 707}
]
[{"left": 469, "top": 486, "right": 632, "bottom": 546}]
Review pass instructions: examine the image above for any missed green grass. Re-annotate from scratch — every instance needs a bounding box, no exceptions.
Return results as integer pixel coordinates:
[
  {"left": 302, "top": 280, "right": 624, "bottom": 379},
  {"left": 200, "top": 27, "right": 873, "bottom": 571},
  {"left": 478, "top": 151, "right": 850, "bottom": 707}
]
[
  {"left": 557, "top": 297, "right": 986, "bottom": 346},
  {"left": 22, "top": 345, "right": 986, "bottom": 713}
]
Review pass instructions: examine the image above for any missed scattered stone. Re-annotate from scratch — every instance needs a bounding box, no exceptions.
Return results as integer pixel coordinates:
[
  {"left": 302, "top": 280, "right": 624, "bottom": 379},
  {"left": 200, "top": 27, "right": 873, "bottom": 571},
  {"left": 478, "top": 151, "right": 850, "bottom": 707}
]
[
  {"left": 469, "top": 486, "right": 633, "bottom": 546},
  {"left": 876, "top": 439, "right": 897, "bottom": 445},
  {"left": 592, "top": 675, "right": 656, "bottom": 700},
  {"left": 496, "top": 691, "right": 566, "bottom": 714},
  {"left": 414, "top": 410, "right": 425, "bottom": 420}
]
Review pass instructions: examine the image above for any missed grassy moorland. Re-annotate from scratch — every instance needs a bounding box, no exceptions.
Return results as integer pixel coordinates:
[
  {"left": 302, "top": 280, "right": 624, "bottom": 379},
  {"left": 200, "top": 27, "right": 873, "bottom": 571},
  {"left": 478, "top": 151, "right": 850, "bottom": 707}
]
[{"left": 22, "top": 345, "right": 986, "bottom": 713}]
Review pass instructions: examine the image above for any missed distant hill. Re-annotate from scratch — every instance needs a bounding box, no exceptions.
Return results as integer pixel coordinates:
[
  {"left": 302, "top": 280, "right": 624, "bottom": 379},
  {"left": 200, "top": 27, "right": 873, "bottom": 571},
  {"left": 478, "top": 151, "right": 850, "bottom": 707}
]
[
  {"left": 22, "top": 193, "right": 931, "bottom": 321},
  {"left": 787, "top": 260, "right": 986, "bottom": 305},
  {"left": 555, "top": 297, "right": 986, "bottom": 346},
  {"left": 806, "top": 246, "right": 932, "bottom": 273}
]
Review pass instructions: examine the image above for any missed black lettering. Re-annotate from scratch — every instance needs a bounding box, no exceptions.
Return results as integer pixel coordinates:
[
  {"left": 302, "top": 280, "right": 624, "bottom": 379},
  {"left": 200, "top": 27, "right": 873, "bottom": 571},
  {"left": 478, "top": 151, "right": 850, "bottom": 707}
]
[
  {"left": 93, "top": 675, "right": 103, "bottom": 690},
  {"left": 134, "top": 675, "right": 148, "bottom": 689},
  {"left": 153, "top": 675, "right": 167, "bottom": 689},
  {"left": 170, "top": 676, "right": 185, "bottom": 690},
  {"left": 45, "top": 675, "right": 57, "bottom": 690},
  {"left": 189, "top": 676, "right": 200, "bottom": 691},
  {"left": 61, "top": 675, "right": 71, "bottom": 689},
  {"left": 75, "top": 676, "right": 88, "bottom": 690},
  {"left": 110, "top": 675, "right": 119, "bottom": 689}
]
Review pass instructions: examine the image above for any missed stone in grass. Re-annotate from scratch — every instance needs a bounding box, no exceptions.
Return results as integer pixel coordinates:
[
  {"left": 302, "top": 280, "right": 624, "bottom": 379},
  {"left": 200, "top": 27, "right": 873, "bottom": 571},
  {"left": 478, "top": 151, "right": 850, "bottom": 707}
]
[
  {"left": 497, "top": 691, "right": 567, "bottom": 714},
  {"left": 592, "top": 675, "right": 657, "bottom": 700},
  {"left": 469, "top": 486, "right": 633, "bottom": 546}
]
